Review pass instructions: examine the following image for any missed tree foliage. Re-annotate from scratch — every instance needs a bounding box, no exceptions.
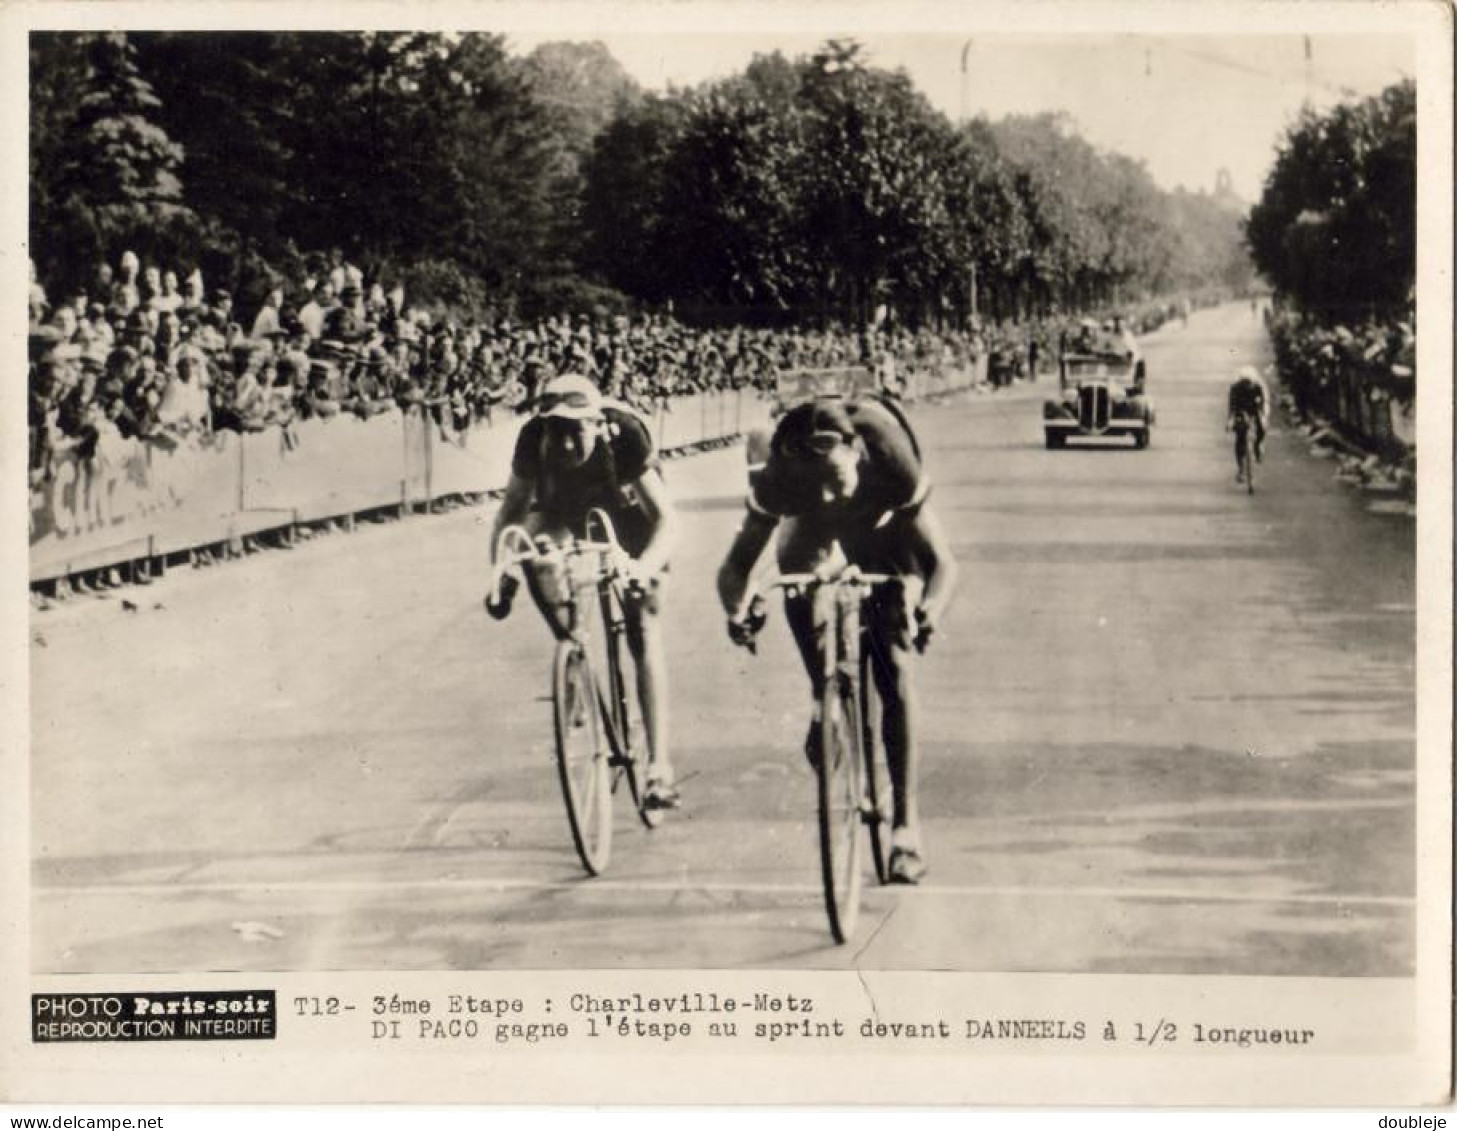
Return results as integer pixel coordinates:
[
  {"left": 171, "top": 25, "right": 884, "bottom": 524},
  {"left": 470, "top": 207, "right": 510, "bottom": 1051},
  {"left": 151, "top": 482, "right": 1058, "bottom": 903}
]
[
  {"left": 32, "top": 32, "right": 197, "bottom": 291},
  {"left": 1246, "top": 80, "right": 1415, "bottom": 320},
  {"left": 30, "top": 32, "right": 1255, "bottom": 322}
]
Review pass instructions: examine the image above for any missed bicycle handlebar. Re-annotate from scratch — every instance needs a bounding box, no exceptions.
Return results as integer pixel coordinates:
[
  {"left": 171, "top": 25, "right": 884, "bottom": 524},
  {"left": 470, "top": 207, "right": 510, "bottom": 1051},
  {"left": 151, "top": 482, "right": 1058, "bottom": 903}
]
[
  {"left": 486, "top": 510, "right": 632, "bottom": 605},
  {"left": 747, "top": 567, "right": 897, "bottom": 604},
  {"left": 731, "top": 567, "right": 929, "bottom": 655}
]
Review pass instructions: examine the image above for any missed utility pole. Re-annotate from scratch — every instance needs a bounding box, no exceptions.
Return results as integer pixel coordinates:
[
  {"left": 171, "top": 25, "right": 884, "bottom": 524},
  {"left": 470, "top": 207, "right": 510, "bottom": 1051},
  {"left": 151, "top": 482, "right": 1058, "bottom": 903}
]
[{"left": 960, "top": 38, "right": 979, "bottom": 322}]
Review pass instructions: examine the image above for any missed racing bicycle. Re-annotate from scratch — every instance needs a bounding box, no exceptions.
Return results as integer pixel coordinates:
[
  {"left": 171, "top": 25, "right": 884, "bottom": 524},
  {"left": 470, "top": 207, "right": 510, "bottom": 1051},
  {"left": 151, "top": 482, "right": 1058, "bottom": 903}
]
[
  {"left": 488, "top": 508, "right": 662, "bottom": 875},
  {"left": 740, "top": 567, "right": 897, "bottom": 944}
]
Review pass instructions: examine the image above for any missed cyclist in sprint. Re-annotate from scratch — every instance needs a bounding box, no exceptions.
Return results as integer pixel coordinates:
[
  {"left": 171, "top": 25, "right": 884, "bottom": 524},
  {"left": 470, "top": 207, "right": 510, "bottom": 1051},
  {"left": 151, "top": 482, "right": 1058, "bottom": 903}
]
[
  {"left": 1226, "top": 365, "right": 1270, "bottom": 477},
  {"left": 486, "top": 374, "right": 681, "bottom": 809},
  {"left": 717, "top": 395, "right": 959, "bottom": 884}
]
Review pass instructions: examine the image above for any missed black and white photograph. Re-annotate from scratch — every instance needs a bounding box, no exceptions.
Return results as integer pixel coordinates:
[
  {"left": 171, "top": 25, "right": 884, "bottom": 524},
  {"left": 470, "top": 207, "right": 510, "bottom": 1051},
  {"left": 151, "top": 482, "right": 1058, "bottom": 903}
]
[{"left": 4, "top": 0, "right": 1451, "bottom": 1109}]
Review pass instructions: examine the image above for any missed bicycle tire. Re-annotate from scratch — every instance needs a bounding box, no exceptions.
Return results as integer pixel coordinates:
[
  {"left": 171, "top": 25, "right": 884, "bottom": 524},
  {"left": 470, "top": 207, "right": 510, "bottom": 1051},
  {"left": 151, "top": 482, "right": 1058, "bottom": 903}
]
[
  {"left": 860, "top": 644, "right": 891, "bottom": 886},
  {"left": 553, "top": 640, "right": 613, "bottom": 875},
  {"left": 819, "top": 673, "right": 865, "bottom": 944}
]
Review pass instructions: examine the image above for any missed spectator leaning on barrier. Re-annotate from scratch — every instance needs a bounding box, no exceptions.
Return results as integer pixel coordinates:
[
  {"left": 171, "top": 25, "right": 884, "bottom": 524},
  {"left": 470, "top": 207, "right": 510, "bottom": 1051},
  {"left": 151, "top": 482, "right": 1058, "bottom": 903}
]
[
  {"left": 155, "top": 344, "right": 212, "bottom": 443},
  {"left": 302, "top": 359, "right": 342, "bottom": 420}
]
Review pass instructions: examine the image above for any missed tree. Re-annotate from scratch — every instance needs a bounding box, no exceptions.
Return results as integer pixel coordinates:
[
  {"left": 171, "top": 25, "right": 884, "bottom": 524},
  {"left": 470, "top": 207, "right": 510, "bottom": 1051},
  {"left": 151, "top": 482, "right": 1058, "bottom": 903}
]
[
  {"left": 581, "top": 94, "right": 690, "bottom": 301},
  {"left": 655, "top": 88, "right": 813, "bottom": 312},
  {"left": 518, "top": 40, "right": 640, "bottom": 179},
  {"left": 1246, "top": 80, "right": 1415, "bottom": 319},
  {"left": 132, "top": 33, "right": 297, "bottom": 260},
  {"left": 33, "top": 32, "right": 196, "bottom": 293},
  {"left": 795, "top": 41, "right": 962, "bottom": 322}
]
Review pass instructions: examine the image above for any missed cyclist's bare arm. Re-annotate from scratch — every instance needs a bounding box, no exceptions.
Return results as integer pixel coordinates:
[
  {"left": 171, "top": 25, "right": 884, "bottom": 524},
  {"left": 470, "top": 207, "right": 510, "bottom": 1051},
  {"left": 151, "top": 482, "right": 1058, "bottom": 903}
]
[
  {"left": 490, "top": 472, "right": 535, "bottom": 567},
  {"left": 717, "top": 507, "right": 778, "bottom": 616},
  {"left": 899, "top": 503, "right": 959, "bottom": 625},
  {"left": 626, "top": 467, "right": 676, "bottom": 578}
]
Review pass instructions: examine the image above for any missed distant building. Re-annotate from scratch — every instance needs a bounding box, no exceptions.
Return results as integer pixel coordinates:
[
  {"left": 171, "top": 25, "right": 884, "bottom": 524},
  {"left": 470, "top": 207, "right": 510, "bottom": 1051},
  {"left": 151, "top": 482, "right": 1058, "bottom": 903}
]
[{"left": 1212, "top": 167, "right": 1245, "bottom": 212}]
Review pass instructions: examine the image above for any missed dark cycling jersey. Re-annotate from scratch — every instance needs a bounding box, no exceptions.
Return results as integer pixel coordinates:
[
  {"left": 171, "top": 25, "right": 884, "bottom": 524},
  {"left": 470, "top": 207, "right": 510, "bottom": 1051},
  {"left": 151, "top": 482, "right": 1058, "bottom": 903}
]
[
  {"left": 750, "top": 396, "right": 928, "bottom": 521},
  {"left": 512, "top": 401, "right": 658, "bottom": 524},
  {"left": 1228, "top": 378, "right": 1266, "bottom": 417}
]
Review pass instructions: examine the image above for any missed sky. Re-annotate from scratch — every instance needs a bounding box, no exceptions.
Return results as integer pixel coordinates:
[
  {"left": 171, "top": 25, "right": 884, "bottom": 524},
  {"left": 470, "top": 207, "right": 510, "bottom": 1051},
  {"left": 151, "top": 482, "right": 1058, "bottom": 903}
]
[{"left": 506, "top": 23, "right": 1415, "bottom": 202}]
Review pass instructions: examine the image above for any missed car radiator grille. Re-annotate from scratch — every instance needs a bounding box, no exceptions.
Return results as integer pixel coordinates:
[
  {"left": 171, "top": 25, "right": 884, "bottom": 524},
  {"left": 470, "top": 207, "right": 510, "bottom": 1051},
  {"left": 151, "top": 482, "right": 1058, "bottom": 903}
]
[{"left": 1078, "top": 385, "right": 1111, "bottom": 432}]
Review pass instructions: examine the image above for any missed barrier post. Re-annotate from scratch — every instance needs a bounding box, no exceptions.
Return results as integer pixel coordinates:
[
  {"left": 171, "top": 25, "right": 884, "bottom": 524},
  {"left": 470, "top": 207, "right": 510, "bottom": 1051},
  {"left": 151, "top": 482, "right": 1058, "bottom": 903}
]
[
  {"left": 425, "top": 414, "right": 435, "bottom": 512},
  {"left": 400, "top": 415, "right": 411, "bottom": 513}
]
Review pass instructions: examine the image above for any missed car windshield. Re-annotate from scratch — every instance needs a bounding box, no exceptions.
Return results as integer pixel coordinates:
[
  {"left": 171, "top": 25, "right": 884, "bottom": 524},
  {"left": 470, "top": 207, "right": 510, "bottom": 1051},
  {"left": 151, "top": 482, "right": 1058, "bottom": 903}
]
[{"left": 1065, "top": 355, "right": 1131, "bottom": 374}]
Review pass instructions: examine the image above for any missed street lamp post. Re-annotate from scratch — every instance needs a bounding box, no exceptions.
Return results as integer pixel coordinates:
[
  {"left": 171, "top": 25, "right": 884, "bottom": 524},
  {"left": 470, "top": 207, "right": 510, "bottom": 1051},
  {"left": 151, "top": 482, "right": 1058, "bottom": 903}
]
[{"left": 960, "top": 38, "right": 979, "bottom": 322}]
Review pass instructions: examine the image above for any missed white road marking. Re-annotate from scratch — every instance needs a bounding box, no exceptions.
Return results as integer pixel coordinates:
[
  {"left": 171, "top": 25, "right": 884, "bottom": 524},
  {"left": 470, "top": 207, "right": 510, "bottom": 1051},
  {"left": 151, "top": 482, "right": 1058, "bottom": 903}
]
[{"left": 37, "top": 876, "right": 1415, "bottom": 908}]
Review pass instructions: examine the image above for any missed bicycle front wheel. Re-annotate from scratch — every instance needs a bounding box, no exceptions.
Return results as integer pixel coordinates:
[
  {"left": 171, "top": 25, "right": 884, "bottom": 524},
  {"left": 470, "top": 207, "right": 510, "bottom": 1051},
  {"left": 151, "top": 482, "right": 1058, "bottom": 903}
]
[
  {"left": 818, "top": 674, "right": 865, "bottom": 944},
  {"left": 553, "top": 640, "right": 613, "bottom": 875},
  {"left": 860, "top": 646, "right": 891, "bottom": 886},
  {"left": 597, "top": 585, "right": 660, "bottom": 831}
]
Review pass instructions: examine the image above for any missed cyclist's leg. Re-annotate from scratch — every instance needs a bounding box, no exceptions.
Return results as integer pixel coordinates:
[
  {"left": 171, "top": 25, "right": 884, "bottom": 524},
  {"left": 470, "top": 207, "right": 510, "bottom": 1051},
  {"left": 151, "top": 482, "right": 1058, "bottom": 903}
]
[
  {"left": 853, "top": 519, "right": 928, "bottom": 881},
  {"left": 623, "top": 573, "right": 674, "bottom": 790},
  {"left": 865, "top": 576, "right": 924, "bottom": 849},
  {"left": 520, "top": 511, "right": 575, "bottom": 641},
  {"left": 1255, "top": 416, "right": 1266, "bottom": 461},
  {"left": 777, "top": 514, "right": 845, "bottom": 762}
]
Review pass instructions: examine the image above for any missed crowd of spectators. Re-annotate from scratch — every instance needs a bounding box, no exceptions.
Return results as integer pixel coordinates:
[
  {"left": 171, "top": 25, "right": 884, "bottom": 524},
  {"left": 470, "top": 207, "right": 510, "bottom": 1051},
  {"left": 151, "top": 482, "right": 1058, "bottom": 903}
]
[
  {"left": 1265, "top": 303, "right": 1416, "bottom": 458},
  {"left": 27, "top": 251, "right": 1011, "bottom": 487},
  {"left": 29, "top": 249, "right": 1220, "bottom": 491}
]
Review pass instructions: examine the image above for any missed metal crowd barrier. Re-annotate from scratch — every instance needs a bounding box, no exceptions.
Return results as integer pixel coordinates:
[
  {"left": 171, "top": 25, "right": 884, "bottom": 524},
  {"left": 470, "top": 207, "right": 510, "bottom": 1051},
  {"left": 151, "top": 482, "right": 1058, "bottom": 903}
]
[{"left": 29, "top": 360, "right": 988, "bottom": 587}]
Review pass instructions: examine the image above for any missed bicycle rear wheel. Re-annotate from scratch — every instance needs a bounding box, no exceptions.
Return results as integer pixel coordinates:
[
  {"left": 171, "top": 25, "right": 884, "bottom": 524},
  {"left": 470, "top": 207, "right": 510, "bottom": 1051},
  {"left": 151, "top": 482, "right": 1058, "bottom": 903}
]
[
  {"left": 860, "top": 645, "right": 891, "bottom": 886},
  {"left": 553, "top": 640, "right": 613, "bottom": 875},
  {"left": 818, "top": 674, "right": 865, "bottom": 944}
]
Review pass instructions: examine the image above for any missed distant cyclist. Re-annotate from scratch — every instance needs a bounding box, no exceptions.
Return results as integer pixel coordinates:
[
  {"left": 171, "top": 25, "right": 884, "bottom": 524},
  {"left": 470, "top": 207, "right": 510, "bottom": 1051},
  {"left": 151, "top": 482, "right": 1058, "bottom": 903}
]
[
  {"left": 717, "top": 395, "right": 959, "bottom": 884},
  {"left": 1226, "top": 365, "right": 1270, "bottom": 474},
  {"left": 486, "top": 374, "right": 681, "bottom": 808}
]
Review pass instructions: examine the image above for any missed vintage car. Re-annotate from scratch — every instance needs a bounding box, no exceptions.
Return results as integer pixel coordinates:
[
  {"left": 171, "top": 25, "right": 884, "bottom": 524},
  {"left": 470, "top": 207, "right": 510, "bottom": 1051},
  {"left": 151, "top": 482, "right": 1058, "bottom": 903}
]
[{"left": 1043, "top": 349, "right": 1154, "bottom": 449}]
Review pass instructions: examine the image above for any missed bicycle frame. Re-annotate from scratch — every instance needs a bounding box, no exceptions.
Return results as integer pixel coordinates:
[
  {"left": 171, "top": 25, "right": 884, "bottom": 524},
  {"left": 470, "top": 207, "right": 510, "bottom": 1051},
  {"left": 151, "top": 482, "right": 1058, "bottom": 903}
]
[
  {"left": 490, "top": 509, "right": 634, "bottom": 747},
  {"left": 489, "top": 509, "right": 660, "bottom": 853},
  {"left": 766, "top": 568, "right": 895, "bottom": 679}
]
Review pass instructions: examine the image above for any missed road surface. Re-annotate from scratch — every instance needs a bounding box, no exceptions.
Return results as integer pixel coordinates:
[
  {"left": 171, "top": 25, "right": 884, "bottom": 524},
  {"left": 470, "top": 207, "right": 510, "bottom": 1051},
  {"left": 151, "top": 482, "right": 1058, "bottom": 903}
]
[{"left": 30, "top": 303, "right": 1416, "bottom": 974}]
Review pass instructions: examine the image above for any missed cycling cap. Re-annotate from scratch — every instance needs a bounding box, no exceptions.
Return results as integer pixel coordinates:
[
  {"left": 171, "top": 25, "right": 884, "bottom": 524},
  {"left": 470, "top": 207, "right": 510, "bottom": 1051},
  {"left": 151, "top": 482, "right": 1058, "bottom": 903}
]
[
  {"left": 537, "top": 374, "right": 603, "bottom": 420},
  {"left": 1236, "top": 365, "right": 1260, "bottom": 382}
]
